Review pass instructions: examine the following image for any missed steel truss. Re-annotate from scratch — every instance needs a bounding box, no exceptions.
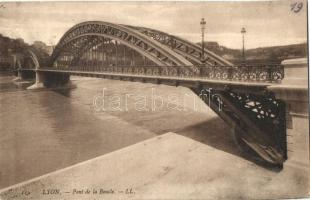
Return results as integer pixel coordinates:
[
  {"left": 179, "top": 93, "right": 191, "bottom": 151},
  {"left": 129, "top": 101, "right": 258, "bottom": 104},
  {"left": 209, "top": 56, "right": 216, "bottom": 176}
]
[
  {"left": 51, "top": 21, "right": 194, "bottom": 67},
  {"left": 192, "top": 87, "right": 286, "bottom": 165},
  {"left": 126, "top": 25, "right": 233, "bottom": 66}
]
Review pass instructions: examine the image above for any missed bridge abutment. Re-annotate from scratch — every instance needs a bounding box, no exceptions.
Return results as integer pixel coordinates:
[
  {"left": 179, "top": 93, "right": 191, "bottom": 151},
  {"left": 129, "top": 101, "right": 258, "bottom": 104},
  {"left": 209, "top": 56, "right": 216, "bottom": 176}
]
[{"left": 268, "top": 58, "right": 309, "bottom": 172}]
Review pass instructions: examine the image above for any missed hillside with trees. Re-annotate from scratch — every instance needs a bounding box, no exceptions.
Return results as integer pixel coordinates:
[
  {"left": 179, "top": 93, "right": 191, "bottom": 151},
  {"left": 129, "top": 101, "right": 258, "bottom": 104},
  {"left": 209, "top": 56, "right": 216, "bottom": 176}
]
[
  {"left": 0, "top": 34, "right": 51, "bottom": 70},
  {"left": 199, "top": 42, "right": 307, "bottom": 65},
  {"left": 0, "top": 34, "right": 29, "bottom": 56},
  {"left": 0, "top": 34, "right": 52, "bottom": 56}
]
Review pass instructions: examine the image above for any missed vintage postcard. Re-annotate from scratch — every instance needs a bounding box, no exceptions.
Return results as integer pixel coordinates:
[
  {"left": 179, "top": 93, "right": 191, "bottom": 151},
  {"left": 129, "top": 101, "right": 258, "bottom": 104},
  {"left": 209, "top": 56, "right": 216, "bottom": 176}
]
[{"left": 0, "top": 0, "right": 308, "bottom": 199}]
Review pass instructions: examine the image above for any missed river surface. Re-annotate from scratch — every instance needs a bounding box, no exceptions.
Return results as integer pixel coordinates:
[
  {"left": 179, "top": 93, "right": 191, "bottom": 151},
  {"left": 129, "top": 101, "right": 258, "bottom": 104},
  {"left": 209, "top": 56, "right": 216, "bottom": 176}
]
[{"left": 0, "top": 72, "right": 236, "bottom": 189}]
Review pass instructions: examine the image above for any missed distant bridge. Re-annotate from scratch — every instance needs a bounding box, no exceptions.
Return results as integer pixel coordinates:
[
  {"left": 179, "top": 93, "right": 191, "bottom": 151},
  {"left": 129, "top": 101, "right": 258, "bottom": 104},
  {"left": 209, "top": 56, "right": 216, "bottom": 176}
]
[{"left": 15, "top": 21, "right": 287, "bottom": 167}]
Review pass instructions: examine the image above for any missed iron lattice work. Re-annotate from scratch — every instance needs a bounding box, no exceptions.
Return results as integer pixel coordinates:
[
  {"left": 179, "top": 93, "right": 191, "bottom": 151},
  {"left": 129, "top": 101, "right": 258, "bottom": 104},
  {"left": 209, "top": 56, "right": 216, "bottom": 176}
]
[
  {"left": 47, "top": 64, "right": 284, "bottom": 83},
  {"left": 48, "top": 21, "right": 283, "bottom": 83},
  {"left": 199, "top": 64, "right": 284, "bottom": 82},
  {"left": 195, "top": 87, "right": 286, "bottom": 164},
  {"left": 227, "top": 91, "right": 287, "bottom": 154},
  {"left": 50, "top": 21, "right": 193, "bottom": 67},
  {"left": 50, "top": 21, "right": 236, "bottom": 68},
  {"left": 126, "top": 25, "right": 233, "bottom": 66}
]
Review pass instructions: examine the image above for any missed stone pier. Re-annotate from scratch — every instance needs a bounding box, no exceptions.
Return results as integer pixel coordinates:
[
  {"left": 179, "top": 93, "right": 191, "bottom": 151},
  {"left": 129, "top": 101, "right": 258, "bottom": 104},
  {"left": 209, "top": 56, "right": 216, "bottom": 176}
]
[
  {"left": 268, "top": 58, "right": 309, "bottom": 172},
  {"left": 27, "top": 70, "right": 45, "bottom": 90},
  {"left": 26, "top": 70, "right": 72, "bottom": 90}
]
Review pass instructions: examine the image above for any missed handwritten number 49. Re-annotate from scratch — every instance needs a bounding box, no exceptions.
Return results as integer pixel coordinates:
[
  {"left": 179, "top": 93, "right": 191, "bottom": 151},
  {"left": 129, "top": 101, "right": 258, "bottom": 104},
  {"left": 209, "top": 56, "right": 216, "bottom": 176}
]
[{"left": 291, "top": 2, "right": 303, "bottom": 13}]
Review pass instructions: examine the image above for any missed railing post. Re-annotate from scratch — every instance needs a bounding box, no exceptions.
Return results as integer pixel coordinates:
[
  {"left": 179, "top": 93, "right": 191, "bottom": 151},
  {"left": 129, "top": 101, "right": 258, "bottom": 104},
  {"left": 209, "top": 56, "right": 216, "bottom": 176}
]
[
  {"left": 176, "top": 66, "right": 180, "bottom": 77},
  {"left": 267, "top": 65, "right": 272, "bottom": 82},
  {"left": 143, "top": 66, "right": 146, "bottom": 75},
  {"left": 246, "top": 65, "right": 250, "bottom": 81},
  {"left": 227, "top": 66, "right": 233, "bottom": 80},
  {"left": 197, "top": 65, "right": 202, "bottom": 78}
]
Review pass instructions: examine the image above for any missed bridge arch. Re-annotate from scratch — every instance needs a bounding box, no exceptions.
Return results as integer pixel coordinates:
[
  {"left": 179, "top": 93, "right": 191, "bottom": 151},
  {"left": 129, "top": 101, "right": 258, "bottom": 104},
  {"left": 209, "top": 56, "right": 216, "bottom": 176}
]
[
  {"left": 125, "top": 25, "right": 233, "bottom": 66},
  {"left": 50, "top": 21, "right": 194, "bottom": 67},
  {"left": 25, "top": 49, "right": 40, "bottom": 69},
  {"left": 17, "top": 47, "right": 49, "bottom": 70}
]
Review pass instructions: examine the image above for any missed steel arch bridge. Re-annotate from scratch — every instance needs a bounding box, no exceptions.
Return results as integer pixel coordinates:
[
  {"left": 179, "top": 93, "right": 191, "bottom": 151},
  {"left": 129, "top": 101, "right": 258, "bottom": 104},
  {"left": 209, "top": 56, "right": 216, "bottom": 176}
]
[
  {"left": 50, "top": 21, "right": 233, "bottom": 69},
  {"left": 17, "top": 21, "right": 287, "bottom": 167}
]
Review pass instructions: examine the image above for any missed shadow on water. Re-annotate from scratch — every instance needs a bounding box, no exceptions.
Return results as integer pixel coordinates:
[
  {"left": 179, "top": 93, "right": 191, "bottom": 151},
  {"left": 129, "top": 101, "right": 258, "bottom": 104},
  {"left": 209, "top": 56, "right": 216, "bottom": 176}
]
[{"left": 52, "top": 87, "right": 73, "bottom": 97}]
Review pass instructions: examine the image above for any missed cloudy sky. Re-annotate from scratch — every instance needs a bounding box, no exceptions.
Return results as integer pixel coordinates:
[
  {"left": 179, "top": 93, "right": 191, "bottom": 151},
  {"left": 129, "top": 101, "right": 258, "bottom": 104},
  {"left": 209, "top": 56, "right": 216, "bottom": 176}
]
[{"left": 0, "top": 0, "right": 307, "bottom": 49}]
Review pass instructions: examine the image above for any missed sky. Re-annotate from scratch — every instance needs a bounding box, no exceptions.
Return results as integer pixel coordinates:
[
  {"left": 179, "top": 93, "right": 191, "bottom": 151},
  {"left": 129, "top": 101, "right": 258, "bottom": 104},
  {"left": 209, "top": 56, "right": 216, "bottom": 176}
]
[{"left": 0, "top": 0, "right": 307, "bottom": 49}]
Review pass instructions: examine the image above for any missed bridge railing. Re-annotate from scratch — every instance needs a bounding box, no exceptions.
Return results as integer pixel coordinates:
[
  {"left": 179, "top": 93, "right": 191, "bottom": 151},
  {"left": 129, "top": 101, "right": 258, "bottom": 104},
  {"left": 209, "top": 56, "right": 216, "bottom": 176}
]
[{"left": 40, "top": 64, "right": 284, "bottom": 83}]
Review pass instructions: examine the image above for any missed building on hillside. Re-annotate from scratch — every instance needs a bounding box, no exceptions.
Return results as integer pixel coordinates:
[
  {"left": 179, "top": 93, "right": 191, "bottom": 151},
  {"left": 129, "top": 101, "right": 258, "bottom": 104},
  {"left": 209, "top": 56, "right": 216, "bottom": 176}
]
[{"left": 0, "top": 55, "right": 13, "bottom": 71}]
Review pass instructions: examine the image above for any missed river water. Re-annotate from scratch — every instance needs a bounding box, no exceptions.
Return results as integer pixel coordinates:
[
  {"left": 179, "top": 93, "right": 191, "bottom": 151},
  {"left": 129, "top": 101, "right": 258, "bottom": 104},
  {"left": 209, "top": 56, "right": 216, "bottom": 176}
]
[{"left": 0, "top": 72, "right": 235, "bottom": 189}]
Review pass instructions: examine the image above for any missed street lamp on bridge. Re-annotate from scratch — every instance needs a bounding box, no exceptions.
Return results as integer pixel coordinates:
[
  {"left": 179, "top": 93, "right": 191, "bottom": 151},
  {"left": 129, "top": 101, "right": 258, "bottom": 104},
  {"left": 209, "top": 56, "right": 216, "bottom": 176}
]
[
  {"left": 200, "top": 18, "right": 206, "bottom": 63},
  {"left": 241, "top": 27, "right": 246, "bottom": 65}
]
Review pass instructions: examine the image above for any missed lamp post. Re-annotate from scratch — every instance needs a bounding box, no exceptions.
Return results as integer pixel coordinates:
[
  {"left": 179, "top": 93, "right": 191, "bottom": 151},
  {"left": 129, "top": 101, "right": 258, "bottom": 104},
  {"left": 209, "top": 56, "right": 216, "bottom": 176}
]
[
  {"left": 200, "top": 18, "right": 206, "bottom": 63},
  {"left": 241, "top": 27, "right": 246, "bottom": 65}
]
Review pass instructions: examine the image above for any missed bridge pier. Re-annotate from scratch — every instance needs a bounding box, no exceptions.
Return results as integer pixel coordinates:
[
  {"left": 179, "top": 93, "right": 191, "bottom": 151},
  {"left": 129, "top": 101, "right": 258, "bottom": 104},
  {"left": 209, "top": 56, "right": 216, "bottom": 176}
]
[
  {"left": 27, "top": 70, "right": 45, "bottom": 90},
  {"left": 44, "top": 72, "right": 71, "bottom": 88},
  {"left": 27, "top": 70, "right": 72, "bottom": 90},
  {"left": 13, "top": 70, "right": 36, "bottom": 81},
  {"left": 12, "top": 70, "right": 22, "bottom": 81},
  {"left": 268, "top": 58, "right": 309, "bottom": 171}
]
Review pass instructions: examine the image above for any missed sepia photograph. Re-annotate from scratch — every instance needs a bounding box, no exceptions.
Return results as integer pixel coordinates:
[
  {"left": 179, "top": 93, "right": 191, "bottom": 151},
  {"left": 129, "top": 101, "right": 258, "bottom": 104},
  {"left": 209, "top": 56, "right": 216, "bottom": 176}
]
[{"left": 0, "top": 0, "right": 308, "bottom": 199}]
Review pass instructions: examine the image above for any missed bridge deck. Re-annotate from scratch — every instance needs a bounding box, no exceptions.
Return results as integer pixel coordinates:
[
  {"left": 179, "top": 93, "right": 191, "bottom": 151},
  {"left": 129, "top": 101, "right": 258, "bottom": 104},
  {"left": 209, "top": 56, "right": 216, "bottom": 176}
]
[{"left": 21, "top": 68, "right": 277, "bottom": 89}]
